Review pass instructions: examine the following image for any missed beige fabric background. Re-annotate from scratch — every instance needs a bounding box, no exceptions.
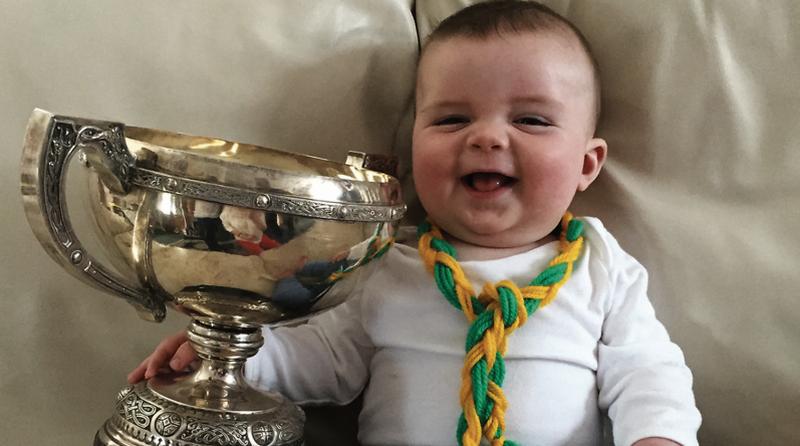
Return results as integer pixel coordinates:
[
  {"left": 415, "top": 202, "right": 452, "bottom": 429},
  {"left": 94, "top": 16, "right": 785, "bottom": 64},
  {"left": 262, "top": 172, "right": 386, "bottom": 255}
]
[{"left": 1, "top": 1, "right": 798, "bottom": 444}]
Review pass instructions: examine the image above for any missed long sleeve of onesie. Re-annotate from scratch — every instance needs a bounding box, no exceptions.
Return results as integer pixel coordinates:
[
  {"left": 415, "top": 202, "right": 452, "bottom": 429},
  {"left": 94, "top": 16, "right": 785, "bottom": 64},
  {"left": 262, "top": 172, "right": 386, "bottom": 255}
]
[
  {"left": 594, "top": 230, "right": 702, "bottom": 446},
  {"left": 244, "top": 274, "right": 375, "bottom": 406}
]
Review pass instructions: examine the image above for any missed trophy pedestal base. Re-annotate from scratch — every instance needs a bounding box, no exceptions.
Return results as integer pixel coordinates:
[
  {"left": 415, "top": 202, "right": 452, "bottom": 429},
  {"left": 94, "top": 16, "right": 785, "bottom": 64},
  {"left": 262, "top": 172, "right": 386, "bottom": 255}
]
[
  {"left": 94, "top": 319, "right": 305, "bottom": 446},
  {"left": 94, "top": 381, "right": 304, "bottom": 446}
]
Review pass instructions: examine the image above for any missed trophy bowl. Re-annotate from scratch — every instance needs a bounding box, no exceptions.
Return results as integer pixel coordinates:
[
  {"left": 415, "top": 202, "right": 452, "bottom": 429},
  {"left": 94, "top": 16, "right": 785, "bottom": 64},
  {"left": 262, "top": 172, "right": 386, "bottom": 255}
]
[{"left": 20, "top": 109, "right": 405, "bottom": 446}]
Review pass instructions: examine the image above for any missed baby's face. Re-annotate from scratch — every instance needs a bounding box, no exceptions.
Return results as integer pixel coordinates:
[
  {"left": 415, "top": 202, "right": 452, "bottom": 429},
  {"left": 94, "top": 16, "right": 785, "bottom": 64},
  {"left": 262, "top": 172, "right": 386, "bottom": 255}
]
[{"left": 412, "top": 31, "right": 606, "bottom": 252}]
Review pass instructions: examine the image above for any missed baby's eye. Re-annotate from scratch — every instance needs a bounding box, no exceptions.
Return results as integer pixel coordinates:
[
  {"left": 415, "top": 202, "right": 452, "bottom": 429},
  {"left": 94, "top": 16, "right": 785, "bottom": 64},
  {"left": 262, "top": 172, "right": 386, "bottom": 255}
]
[
  {"left": 433, "top": 115, "right": 469, "bottom": 126},
  {"left": 514, "top": 116, "right": 551, "bottom": 127}
]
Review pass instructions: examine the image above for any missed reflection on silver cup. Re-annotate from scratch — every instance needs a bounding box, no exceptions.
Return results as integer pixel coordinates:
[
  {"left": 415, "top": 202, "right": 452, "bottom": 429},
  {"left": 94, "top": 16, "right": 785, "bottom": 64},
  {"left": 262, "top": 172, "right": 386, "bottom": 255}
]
[{"left": 20, "top": 109, "right": 405, "bottom": 446}]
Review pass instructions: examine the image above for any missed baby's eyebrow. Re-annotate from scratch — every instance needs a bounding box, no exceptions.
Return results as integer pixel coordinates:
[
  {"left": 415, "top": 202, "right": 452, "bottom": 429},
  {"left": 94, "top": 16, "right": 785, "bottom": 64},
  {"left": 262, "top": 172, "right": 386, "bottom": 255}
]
[
  {"left": 511, "top": 95, "right": 561, "bottom": 108},
  {"left": 417, "top": 95, "right": 565, "bottom": 116},
  {"left": 416, "top": 100, "right": 468, "bottom": 115}
]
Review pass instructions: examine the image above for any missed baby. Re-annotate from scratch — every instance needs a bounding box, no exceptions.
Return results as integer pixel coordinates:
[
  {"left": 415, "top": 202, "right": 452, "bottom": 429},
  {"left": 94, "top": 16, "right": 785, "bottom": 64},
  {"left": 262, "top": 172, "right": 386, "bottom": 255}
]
[{"left": 129, "top": 1, "right": 701, "bottom": 445}]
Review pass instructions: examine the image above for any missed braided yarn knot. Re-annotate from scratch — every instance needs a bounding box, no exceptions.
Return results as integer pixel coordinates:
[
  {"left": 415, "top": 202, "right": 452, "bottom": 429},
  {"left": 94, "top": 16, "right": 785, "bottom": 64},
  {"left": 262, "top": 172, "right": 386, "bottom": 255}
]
[{"left": 418, "top": 213, "right": 585, "bottom": 446}]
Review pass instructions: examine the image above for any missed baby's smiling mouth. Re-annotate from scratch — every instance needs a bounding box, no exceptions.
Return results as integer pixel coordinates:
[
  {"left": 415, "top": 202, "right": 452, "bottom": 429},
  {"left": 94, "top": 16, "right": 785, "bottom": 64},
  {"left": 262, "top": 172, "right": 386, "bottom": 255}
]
[{"left": 462, "top": 172, "right": 518, "bottom": 193}]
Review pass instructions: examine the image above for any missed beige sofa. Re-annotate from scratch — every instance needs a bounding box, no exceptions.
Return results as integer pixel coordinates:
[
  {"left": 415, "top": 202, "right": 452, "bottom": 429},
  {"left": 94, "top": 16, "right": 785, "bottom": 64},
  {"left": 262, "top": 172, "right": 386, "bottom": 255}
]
[{"left": 1, "top": 1, "right": 797, "bottom": 444}]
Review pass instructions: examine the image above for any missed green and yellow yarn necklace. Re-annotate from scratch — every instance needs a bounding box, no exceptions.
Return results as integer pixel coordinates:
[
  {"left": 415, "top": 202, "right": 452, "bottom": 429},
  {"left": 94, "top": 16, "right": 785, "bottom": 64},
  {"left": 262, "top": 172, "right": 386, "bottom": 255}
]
[{"left": 417, "top": 212, "right": 585, "bottom": 446}]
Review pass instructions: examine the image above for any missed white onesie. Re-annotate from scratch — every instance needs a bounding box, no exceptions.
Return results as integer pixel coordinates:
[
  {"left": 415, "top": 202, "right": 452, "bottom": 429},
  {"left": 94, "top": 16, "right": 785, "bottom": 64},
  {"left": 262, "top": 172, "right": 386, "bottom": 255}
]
[{"left": 245, "top": 217, "right": 701, "bottom": 446}]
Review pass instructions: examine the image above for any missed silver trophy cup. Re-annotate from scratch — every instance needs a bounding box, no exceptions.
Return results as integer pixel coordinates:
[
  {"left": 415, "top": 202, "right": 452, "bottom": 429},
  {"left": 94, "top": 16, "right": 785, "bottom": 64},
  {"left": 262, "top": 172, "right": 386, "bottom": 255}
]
[{"left": 20, "top": 109, "right": 405, "bottom": 446}]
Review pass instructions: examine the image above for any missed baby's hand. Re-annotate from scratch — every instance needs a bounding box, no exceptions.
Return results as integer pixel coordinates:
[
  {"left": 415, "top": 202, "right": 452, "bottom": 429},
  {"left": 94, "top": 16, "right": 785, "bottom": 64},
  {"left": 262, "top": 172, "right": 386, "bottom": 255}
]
[{"left": 127, "top": 330, "right": 198, "bottom": 384}]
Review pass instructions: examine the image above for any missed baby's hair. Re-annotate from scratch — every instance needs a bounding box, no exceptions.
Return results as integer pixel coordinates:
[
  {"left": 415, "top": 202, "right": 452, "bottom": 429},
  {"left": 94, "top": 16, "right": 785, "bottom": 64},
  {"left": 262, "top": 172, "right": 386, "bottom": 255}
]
[{"left": 422, "top": 0, "right": 602, "bottom": 131}]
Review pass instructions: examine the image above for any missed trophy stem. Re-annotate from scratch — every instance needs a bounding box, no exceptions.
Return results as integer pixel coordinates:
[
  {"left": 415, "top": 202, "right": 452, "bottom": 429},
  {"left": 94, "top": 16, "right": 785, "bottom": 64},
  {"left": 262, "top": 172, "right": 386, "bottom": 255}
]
[
  {"left": 188, "top": 318, "right": 263, "bottom": 362},
  {"left": 94, "top": 318, "right": 305, "bottom": 446},
  {"left": 184, "top": 319, "right": 264, "bottom": 404}
]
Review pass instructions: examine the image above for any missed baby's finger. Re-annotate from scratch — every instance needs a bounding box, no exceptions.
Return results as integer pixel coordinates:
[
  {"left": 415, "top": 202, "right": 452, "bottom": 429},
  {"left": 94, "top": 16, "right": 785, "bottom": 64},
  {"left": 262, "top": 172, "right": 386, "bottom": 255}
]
[
  {"left": 145, "top": 347, "right": 172, "bottom": 379},
  {"left": 127, "top": 356, "right": 150, "bottom": 384},
  {"left": 170, "top": 341, "right": 198, "bottom": 371},
  {"left": 144, "top": 335, "right": 184, "bottom": 379}
]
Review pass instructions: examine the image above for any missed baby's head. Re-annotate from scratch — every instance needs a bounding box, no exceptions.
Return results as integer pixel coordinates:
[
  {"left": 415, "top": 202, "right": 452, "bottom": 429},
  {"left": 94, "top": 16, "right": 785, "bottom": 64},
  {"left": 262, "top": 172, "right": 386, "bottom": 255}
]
[{"left": 412, "top": 0, "right": 607, "bottom": 258}]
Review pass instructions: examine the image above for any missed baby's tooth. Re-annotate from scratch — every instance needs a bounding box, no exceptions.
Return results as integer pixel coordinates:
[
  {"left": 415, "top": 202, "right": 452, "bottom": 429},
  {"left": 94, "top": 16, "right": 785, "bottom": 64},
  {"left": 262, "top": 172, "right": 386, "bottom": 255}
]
[{"left": 472, "top": 173, "right": 505, "bottom": 192}]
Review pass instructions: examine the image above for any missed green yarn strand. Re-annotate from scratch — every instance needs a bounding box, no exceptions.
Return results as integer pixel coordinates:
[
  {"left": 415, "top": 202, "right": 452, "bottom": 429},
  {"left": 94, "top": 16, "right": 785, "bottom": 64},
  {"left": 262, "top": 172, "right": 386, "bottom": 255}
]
[
  {"left": 532, "top": 262, "right": 567, "bottom": 286},
  {"left": 566, "top": 218, "right": 584, "bottom": 242},
  {"left": 457, "top": 415, "right": 467, "bottom": 446},
  {"left": 523, "top": 297, "right": 542, "bottom": 316},
  {"left": 498, "top": 286, "right": 518, "bottom": 326},
  {"left": 434, "top": 263, "right": 461, "bottom": 308},
  {"left": 417, "top": 220, "right": 431, "bottom": 237},
  {"left": 431, "top": 237, "right": 456, "bottom": 257},
  {"left": 466, "top": 311, "right": 494, "bottom": 350},
  {"left": 471, "top": 358, "right": 490, "bottom": 422}
]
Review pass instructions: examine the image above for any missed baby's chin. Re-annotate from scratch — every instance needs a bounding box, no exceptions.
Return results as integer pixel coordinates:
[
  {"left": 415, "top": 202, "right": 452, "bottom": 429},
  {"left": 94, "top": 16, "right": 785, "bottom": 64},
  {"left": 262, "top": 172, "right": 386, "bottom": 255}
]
[{"left": 440, "top": 227, "right": 557, "bottom": 261}]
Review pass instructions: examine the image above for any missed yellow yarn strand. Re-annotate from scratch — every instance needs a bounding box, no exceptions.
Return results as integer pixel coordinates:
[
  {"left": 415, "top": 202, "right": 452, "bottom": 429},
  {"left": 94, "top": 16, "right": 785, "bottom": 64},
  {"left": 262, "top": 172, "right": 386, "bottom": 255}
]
[{"left": 418, "top": 213, "right": 585, "bottom": 446}]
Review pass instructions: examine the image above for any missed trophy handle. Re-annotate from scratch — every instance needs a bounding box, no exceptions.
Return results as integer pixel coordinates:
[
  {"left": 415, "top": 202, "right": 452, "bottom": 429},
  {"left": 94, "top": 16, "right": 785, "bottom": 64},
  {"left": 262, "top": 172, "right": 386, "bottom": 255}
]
[{"left": 20, "top": 109, "right": 166, "bottom": 322}]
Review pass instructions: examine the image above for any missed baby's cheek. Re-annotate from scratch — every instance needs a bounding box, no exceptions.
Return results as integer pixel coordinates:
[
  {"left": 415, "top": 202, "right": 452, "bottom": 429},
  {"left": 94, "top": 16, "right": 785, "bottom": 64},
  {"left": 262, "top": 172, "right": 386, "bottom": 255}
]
[
  {"left": 413, "top": 175, "right": 440, "bottom": 210},
  {"left": 412, "top": 155, "right": 444, "bottom": 192},
  {"left": 526, "top": 150, "right": 583, "bottom": 184},
  {"left": 413, "top": 172, "right": 452, "bottom": 220}
]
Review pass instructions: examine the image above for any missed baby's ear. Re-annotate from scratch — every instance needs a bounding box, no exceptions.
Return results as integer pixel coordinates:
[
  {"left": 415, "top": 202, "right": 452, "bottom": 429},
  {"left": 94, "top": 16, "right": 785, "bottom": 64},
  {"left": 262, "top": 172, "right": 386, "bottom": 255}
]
[{"left": 577, "top": 137, "right": 607, "bottom": 191}]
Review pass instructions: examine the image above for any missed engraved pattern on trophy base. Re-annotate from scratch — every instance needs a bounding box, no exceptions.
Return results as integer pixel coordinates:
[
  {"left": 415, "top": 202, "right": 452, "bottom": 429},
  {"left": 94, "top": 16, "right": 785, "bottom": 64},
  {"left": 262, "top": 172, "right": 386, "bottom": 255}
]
[{"left": 95, "top": 382, "right": 304, "bottom": 446}]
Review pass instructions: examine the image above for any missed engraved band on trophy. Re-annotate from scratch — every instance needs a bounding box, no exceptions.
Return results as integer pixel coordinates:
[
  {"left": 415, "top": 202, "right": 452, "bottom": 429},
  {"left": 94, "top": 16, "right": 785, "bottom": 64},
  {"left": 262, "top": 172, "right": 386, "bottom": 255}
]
[{"left": 20, "top": 109, "right": 406, "bottom": 446}]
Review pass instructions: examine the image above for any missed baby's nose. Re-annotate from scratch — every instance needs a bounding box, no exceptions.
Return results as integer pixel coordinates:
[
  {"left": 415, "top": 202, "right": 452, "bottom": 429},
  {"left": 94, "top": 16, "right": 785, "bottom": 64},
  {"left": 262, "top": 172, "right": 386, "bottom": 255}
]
[{"left": 466, "top": 121, "right": 509, "bottom": 151}]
